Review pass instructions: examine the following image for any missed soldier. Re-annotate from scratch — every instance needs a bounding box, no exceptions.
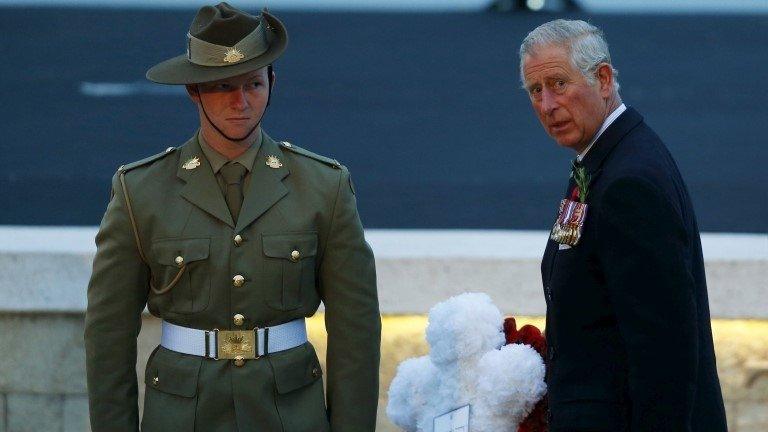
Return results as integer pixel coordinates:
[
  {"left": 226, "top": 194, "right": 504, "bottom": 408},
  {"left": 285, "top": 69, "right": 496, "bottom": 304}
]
[{"left": 84, "top": 3, "right": 381, "bottom": 431}]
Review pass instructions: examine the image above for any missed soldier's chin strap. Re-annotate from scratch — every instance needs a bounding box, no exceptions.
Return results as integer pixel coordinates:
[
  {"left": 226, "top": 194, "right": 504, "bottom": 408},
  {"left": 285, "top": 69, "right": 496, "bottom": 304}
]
[{"left": 196, "top": 64, "right": 274, "bottom": 142}]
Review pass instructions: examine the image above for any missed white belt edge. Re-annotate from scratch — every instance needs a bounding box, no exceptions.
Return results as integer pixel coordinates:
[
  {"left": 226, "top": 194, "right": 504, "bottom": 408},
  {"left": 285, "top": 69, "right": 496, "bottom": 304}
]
[{"left": 161, "top": 318, "right": 307, "bottom": 359}]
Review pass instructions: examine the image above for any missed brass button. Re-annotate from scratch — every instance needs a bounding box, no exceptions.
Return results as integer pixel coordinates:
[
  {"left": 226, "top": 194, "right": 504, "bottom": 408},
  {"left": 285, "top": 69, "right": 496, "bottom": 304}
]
[
  {"left": 233, "top": 275, "right": 245, "bottom": 287},
  {"left": 233, "top": 234, "right": 243, "bottom": 246},
  {"left": 174, "top": 256, "right": 184, "bottom": 267},
  {"left": 234, "top": 356, "right": 245, "bottom": 367},
  {"left": 152, "top": 376, "right": 159, "bottom": 386},
  {"left": 290, "top": 250, "right": 300, "bottom": 262},
  {"left": 233, "top": 314, "right": 245, "bottom": 326}
]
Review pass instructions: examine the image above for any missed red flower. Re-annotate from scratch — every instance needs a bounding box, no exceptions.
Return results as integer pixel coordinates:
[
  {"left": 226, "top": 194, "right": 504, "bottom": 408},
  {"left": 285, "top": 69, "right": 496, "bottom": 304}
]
[
  {"left": 503, "top": 316, "right": 520, "bottom": 344},
  {"left": 503, "top": 317, "right": 548, "bottom": 432},
  {"left": 503, "top": 317, "right": 546, "bottom": 357},
  {"left": 518, "top": 325, "right": 547, "bottom": 356},
  {"left": 570, "top": 186, "right": 580, "bottom": 202}
]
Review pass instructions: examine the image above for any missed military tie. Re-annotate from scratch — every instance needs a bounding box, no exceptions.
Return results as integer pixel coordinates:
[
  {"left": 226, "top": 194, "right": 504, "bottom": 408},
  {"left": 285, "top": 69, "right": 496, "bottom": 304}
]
[{"left": 220, "top": 162, "right": 248, "bottom": 223}]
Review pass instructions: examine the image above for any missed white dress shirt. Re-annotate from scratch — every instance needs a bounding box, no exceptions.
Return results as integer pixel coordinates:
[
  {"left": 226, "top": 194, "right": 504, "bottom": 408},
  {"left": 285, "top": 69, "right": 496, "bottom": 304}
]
[{"left": 577, "top": 103, "right": 627, "bottom": 162}]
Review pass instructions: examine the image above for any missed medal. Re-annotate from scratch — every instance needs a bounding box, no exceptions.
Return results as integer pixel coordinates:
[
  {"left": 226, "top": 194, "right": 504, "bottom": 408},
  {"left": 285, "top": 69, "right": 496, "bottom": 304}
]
[
  {"left": 550, "top": 197, "right": 588, "bottom": 246},
  {"left": 550, "top": 161, "right": 591, "bottom": 247}
]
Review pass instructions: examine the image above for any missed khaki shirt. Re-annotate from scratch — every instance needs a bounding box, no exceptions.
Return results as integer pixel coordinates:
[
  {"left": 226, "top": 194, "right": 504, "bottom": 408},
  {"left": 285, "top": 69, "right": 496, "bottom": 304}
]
[{"left": 198, "top": 128, "right": 262, "bottom": 195}]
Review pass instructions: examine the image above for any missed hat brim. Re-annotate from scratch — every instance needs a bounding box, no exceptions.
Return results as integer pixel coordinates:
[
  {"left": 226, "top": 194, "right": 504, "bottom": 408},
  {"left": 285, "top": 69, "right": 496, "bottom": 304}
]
[{"left": 145, "top": 12, "right": 288, "bottom": 85}]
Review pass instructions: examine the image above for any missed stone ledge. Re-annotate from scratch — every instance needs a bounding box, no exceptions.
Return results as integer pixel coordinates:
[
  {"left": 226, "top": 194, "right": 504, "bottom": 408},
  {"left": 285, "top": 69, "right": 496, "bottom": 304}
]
[{"left": 0, "top": 227, "right": 766, "bottom": 318}]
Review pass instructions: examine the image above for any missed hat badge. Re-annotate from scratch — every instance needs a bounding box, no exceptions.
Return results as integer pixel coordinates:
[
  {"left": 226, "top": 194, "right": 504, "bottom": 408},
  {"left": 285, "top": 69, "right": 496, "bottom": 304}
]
[
  {"left": 182, "top": 156, "right": 201, "bottom": 170},
  {"left": 223, "top": 48, "right": 245, "bottom": 64},
  {"left": 266, "top": 155, "right": 283, "bottom": 169}
]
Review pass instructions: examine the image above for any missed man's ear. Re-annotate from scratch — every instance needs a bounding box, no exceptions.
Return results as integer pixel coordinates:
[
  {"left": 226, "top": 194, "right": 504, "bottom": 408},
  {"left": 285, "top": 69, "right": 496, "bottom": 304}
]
[
  {"left": 186, "top": 84, "right": 200, "bottom": 103},
  {"left": 596, "top": 63, "right": 614, "bottom": 97}
]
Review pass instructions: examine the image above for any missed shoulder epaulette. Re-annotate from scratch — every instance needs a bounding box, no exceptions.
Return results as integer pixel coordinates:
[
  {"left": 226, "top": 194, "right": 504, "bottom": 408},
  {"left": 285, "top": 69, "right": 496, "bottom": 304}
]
[
  {"left": 118, "top": 146, "right": 177, "bottom": 173},
  {"left": 279, "top": 141, "right": 342, "bottom": 170}
]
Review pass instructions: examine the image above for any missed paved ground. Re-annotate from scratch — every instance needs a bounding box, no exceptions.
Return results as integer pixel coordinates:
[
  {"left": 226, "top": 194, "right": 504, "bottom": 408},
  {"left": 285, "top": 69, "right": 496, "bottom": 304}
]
[{"left": 1, "top": 8, "right": 766, "bottom": 232}]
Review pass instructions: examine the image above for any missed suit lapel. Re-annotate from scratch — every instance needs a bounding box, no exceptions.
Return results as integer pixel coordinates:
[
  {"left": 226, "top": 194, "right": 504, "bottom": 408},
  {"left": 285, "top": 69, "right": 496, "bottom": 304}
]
[
  {"left": 177, "top": 134, "right": 235, "bottom": 228},
  {"left": 235, "top": 132, "right": 290, "bottom": 233},
  {"left": 582, "top": 107, "right": 643, "bottom": 175},
  {"left": 543, "top": 110, "right": 642, "bottom": 287}
]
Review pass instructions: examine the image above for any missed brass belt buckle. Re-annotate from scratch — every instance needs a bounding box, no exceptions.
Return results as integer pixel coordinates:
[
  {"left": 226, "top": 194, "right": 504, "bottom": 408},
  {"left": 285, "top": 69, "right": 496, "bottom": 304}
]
[{"left": 214, "top": 329, "right": 258, "bottom": 360}]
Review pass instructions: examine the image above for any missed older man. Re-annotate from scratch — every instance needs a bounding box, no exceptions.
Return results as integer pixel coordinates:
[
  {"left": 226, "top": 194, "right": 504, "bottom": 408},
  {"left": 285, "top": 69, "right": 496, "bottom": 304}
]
[
  {"left": 85, "top": 3, "right": 380, "bottom": 431},
  {"left": 520, "top": 20, "right": 727, "bottom": 431}
]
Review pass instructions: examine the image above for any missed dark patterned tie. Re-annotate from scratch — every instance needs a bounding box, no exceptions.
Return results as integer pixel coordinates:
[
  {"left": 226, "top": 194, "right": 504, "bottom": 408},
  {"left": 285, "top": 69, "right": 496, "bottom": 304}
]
[{"left": 220, "top": 162, "right": 247, "bottom": 223}]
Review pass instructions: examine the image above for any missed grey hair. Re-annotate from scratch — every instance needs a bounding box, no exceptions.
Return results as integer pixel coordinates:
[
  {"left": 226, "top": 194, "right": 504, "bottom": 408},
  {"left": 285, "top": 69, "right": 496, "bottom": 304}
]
[{"left": 519, "top": 19, "right": 620, "bottom": 92}]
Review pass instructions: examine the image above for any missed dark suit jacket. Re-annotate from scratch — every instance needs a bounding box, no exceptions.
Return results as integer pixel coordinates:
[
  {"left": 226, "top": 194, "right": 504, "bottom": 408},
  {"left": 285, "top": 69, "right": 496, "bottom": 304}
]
[{"left": 540, "top": 107, "right": 727, "bottom": 431}]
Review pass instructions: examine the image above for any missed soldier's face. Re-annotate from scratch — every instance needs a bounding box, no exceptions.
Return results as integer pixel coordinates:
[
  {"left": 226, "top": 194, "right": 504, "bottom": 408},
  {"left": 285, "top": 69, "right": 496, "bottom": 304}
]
[
  {"left": 522, "top": 45, "right": 612, "bottom": 153},
  {"left": 188, "top": 68, "right": 274, "bottom": 141}
]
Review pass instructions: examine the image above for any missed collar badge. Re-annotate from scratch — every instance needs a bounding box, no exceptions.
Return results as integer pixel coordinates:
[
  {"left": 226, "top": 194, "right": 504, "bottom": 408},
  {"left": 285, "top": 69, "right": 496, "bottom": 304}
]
[
  {"left": 182, "top": 156, "right": 201, "bottom": 170},
  {"left": 265, "top": 155, "right": 283, "bottom": 169}
]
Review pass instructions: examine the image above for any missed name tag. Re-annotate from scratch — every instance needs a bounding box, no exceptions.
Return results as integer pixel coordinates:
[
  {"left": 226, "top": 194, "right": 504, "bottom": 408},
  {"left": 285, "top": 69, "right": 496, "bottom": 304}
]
[{"left": 434, "top": 405, "right": 470, "bottom": 432}]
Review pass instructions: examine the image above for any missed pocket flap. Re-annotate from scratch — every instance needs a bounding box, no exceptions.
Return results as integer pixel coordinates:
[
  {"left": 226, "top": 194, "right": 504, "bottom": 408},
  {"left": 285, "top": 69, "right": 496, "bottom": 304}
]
[
  {"left": 144, "top": 346, "right": 202, "bottom": 398},
  {"left": 271, "top": 343, "right": 323, "bottom": 394},
  {"left": 152, "top": 238, "right": 210, "bottom": 266},
  {"left": 262, "top": 232, "right": 318, "bottom": 260}
]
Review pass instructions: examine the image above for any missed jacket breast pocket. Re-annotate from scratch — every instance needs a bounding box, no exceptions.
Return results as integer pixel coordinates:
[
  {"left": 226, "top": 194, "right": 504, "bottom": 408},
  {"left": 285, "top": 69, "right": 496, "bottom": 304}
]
[
  {"left": 262, "top": 232, "right": 318, "bottom": 311},
  {"left": 141, "top": 346, "right": 202, "bottom": 432},
  {"left": 270, "top": 343, "right": 329, "bottom": 432},
  {"left": 150, "top": 238, "right": 211, "bottom": 314}
]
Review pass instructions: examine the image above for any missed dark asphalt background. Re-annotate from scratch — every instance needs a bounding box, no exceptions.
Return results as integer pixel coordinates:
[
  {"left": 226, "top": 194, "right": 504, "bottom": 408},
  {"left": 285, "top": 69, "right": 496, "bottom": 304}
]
[{"left": 1, "top": 7, "right": 766, "bottom": 232}]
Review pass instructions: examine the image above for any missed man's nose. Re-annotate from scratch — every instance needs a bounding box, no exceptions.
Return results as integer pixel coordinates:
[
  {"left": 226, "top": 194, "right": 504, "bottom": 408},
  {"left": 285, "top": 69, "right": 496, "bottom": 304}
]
[
  {"left": 540, "top": 89, "right": 558, "bottom": 115},
  {"left": 229, "top": 87, "right": 249, "bottom": 109}
]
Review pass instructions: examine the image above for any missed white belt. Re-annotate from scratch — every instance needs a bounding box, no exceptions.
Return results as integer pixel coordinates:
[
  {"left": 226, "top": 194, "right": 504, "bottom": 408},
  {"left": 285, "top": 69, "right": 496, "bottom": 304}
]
[{"left": 161, "top": 318, "right": 307, "bottom": 360}]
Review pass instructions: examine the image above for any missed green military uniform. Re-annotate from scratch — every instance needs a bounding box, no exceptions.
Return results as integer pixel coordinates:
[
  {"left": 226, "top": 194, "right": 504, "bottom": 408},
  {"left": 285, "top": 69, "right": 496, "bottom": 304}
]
[{"left": 84, "top": 4, "right": 380, "bottom": 432}]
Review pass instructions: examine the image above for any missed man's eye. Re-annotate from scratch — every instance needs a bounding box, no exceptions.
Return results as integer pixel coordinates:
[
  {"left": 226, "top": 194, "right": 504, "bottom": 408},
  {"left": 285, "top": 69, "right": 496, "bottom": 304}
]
[
  {"left": 217, "top": 83, "right": 231, "bottom": 91},
  {"left": 554, "top": 80, "right": 566, "bottom": 89}
]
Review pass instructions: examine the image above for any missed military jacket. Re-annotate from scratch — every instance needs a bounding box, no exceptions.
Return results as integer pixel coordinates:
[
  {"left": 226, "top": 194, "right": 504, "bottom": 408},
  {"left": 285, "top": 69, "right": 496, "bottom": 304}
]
[{"left": 85, "top": 131, "right": 381, "bottom": 432}]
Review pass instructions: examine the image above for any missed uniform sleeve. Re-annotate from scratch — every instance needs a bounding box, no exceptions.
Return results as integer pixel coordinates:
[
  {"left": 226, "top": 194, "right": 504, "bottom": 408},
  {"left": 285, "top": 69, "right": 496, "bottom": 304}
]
[
  {"left": 597, "top": 176, "right": 698, "bottom": 431},
  {"left": 318, "top": 167, "right": 381, "bottom": 432},
  {"left": 84, "top": 172, "right": 150, "bottom": 431}
]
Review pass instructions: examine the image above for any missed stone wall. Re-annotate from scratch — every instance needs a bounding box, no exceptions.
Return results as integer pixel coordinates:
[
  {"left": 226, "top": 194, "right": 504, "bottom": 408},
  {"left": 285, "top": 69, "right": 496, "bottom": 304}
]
[
  {"left": 0, "top": 314, "right": 89, "bottom": 432},
  {"left": 0, "top": 227, "right": 765, "bottom": 431},
  {"left": 1, "top": 313, "right": 766, "bottom": 431}
]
